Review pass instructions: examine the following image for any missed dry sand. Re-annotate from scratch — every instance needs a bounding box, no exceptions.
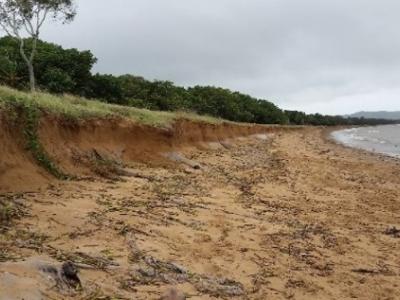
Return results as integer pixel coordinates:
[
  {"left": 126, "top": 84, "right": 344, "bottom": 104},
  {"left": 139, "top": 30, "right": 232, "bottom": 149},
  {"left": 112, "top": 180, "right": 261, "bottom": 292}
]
[{"left": 1, "top": 128, "right": 400, "bottom": 299}]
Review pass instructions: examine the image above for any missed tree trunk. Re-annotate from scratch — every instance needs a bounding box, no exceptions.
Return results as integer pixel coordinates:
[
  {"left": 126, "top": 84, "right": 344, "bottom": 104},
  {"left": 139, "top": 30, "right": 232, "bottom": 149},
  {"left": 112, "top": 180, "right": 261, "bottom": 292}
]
[
  {"left": 27, "top": 62, "right": 36, "bottom": 92},
  {"left": 19, "top": 37, "right": 37, "bottom": 92}
]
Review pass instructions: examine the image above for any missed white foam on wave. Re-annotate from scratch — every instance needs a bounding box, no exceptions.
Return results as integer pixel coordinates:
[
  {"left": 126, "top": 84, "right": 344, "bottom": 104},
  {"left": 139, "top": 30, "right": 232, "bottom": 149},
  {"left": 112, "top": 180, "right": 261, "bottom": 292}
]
[
  {"left": 351, "top": 134, "right": 366, "bottom": 141},
  {"left": 331, "top": 126, "right": 400, "bottom": 158},
  {"left": 368, "top": 129, "right": 380, "bottom": 134}
]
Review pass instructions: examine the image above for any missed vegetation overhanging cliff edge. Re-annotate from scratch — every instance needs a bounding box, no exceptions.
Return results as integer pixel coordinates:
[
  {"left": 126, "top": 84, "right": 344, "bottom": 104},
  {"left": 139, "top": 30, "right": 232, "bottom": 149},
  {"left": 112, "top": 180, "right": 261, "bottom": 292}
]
[{"left": 0, "top": 86, "right": 299, "bottom": 192}]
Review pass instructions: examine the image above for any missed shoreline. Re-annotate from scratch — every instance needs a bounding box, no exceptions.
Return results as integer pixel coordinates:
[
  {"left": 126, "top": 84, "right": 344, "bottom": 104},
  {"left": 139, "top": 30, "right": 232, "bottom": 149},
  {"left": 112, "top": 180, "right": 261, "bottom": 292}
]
[
  {"left": 325, "top": 126, "right": 400, "bottom": 163},
  {"left": 1, "top": 127, "right": 400, "bottom": 299}
]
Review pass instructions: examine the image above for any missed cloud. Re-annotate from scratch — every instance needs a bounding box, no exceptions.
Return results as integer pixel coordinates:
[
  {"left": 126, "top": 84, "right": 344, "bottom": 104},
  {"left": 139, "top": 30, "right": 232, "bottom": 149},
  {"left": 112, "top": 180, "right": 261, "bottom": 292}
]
[{"left": 41, "top": 0, "right": 400, "bottom": 114}]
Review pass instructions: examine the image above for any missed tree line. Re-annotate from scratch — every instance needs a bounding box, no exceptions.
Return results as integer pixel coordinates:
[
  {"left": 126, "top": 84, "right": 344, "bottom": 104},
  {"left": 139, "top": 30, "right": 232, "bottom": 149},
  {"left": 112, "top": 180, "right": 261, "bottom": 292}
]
[
  {"left": 284, "top": 110, "right": 397, "bottom": 126},
  {"left": 0, "top": 37, "right": 397, "bottom": 126},
  {"left": 0, "top": 0, "right": 397, "bottom": 127}
]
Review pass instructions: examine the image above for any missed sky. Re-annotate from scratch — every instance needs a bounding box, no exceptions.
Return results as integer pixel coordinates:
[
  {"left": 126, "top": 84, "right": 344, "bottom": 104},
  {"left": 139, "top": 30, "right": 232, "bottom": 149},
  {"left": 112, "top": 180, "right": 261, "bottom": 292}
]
[{"left": 39, "top": 0, "right": 400, "bottom": 115}]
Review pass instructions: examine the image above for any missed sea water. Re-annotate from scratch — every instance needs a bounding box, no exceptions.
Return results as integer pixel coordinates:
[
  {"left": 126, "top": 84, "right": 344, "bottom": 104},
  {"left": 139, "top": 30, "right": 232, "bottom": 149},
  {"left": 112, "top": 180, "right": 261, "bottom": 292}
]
[{"left": 332, "top": 124, "right": 400, "bottom": 158}]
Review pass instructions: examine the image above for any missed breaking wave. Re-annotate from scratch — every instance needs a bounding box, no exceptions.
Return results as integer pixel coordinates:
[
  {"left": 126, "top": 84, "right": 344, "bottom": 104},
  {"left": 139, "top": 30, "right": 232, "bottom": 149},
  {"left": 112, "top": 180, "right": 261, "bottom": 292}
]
[{"left": 332, "top": 125, "right": 400, "bottom": 158}]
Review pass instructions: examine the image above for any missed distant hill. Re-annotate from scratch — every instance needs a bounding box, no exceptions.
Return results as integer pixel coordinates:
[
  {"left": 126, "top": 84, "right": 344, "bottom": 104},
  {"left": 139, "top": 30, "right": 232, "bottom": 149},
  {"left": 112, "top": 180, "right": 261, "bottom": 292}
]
[{"left": 348, "top": 111, "right": 400, "bottom": 120}]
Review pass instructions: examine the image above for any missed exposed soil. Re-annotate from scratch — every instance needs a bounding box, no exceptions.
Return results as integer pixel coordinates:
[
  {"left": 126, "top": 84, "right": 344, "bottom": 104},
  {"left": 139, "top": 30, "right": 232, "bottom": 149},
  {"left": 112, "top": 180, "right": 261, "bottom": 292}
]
[
  {"left": 1, "top": 122, "right": 400, "bottom": 299},
  {"left": 0, "top": 116, "right": 274, "bottom": 192},
  {"left": 0, "top": 114, "right": 51, "bottom": 192}
]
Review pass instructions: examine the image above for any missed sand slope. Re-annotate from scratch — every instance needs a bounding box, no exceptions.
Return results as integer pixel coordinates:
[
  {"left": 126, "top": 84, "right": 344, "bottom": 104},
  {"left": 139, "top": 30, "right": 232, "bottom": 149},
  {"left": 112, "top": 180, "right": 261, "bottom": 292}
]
[{"left": 1, "top": 128, "right": 400, "bottom": 299}]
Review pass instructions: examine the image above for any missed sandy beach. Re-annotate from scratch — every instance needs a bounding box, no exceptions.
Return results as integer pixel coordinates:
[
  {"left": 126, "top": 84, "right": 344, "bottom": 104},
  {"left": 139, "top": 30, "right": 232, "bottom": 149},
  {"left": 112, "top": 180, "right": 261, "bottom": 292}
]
[{"left": 1, "top": 127, "right": 400, "bottom": 299}]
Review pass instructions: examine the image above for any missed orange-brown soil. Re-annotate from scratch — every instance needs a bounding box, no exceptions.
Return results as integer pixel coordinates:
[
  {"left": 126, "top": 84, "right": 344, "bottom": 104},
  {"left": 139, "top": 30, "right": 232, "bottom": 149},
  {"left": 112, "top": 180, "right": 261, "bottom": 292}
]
[
  {"left": 0, "top": 115, "right": 51, "bottom": 192},
  {"left": 1, "top": 121, "right": 400, "bottom": 299},
  {"left": 0, "top": 116, "right": 273, "bottom": 193}
]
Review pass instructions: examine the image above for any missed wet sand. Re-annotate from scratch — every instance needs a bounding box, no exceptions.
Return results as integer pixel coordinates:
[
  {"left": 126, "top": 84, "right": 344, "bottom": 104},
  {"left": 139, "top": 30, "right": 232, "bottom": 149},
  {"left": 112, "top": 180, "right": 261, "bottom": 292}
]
[{"left": 1, "top": 127, "right": 400, "bottom": 299}]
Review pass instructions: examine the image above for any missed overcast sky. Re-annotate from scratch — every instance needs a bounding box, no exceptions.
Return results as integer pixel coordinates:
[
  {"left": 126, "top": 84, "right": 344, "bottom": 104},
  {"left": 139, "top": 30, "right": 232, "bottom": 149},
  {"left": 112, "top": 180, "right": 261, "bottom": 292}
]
[{"left": 40, "top": 0, "right": 400, "bottom": 115}]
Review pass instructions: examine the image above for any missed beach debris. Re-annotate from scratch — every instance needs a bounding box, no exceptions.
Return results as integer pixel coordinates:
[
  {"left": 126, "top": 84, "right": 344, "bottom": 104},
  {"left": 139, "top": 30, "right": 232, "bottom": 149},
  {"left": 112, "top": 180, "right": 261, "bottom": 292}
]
[
  {"left": 0, "top": 194, "right": 28, "bottom": 229},
  {"left": 129, "top": 257, "right": 189, "bottom": 285},
  {"left": 193, "top": 276, "right": 245, "bottom": 297},
  {"left": 124, "top": 258, "right": 244, "bottom": 297},
  {"left": 164, "top": 152, "right": 202, "bottom": 170},
  {"left": 320, "top": 150, "right": 331, "bottom": 155},
  {"left": 118, "top": 168, "right": 158, "bottom": 181},
  {"left": 285, "top": 279, "right": 306, "bottom": 289},
  {"left": 220, "top": 140, "right": 233, "bottom": 149},
  {"left": 60, "top": 261, "right": 82, "bottom": 289},
  {"left": 126, "top": 236, "right": 189, "bottom": 285},
  {"left": 351, "top": 268, "right": 379, "bottom": 275},
  {"left": 46, "top": 247, "right": 120, "bottom": 270},
  {"left": 40, "top": 260, "right": 82, "bottom": 290},
  {"left": 124, "top": 234, "right": 244, "bottom": 297},
  {"left": 72, "top": 148, "right": 126, "bottom": 180},
  {"left": 0, "top": 249, "right": 21, "bottom": 262},
  {"left": 351, "top": 263, "right": 393, "bottom": 276},
  {"left": 384, "top": 226, "right": 400, "bottom": 238},
  {"left": 13, "top": 229, "right": 50, "bottom": 251},
  {"left": 252, "top": 134, "right": 269, "bottom": 141}
]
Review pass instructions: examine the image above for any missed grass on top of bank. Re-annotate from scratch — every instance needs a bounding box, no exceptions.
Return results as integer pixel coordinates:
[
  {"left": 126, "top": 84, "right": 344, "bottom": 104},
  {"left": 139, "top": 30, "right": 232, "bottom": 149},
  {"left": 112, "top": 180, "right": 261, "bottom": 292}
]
[{"left": 0, "top": 85, "right": 222, "bottom": 127}]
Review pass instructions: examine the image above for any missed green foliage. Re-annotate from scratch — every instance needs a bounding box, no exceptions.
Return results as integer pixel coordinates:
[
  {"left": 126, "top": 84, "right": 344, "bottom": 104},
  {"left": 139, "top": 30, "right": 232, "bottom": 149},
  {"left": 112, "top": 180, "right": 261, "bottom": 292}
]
[
  {"left": 0, "top": 36, "right": 96, "bottom": 94},
  {"left": 285, "top": 110, "right": 396, "bottom": 126},
  {"left": 4, "top": 98, "right": 68, "bottom": 179},
  {"left": 0, "top": 39, "right": 23, "bottom": 87},
  {"left": 41, "top": 67, "right": 74, "bottom": 93},
  {"left": 0, "top": 36, "right": 289, "bottom": 124},
  {"left": 85, "top": 73, "right": 125, "bottom": 104},
  {"left": 0, "top": 0, "right": 78, "bottom": 92},
  {"left": 20, "top": 104, "right": 66, "bottom": 179},
  {"left": 112, "top": 75, "right": 193, "bottom": 111},
  {"left": 188, "top": 86, "right": 288, "bottom": 124},
  {"left": 0, "top": 37, "right": 397, "bottom": 127}
]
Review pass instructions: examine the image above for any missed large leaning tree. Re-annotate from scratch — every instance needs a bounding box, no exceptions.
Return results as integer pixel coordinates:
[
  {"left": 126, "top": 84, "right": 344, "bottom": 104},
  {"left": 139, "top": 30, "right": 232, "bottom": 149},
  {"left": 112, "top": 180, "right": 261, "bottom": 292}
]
[{"left": 0, "top": 0, "right": 76, "bottom": 92}]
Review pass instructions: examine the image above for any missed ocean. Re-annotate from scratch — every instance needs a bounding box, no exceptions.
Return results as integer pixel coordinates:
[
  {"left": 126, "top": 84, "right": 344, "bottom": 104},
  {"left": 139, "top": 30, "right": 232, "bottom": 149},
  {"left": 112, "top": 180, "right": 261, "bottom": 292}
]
[{"left": 332, "top": 124, "right": 400, "bottom": 158}]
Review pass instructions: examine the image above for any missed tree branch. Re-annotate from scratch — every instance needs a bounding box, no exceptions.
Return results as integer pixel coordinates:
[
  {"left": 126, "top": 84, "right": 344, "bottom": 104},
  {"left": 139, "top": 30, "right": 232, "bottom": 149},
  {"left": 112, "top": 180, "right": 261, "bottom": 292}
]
[
  {"left": 38, "top": 7, "right": 49, "bottom": 30},
  {"left": 23, "top": 19, "right": 34, "bottom": 35},
  {"left": 0, "top": 21, "right": 12, "bottom": 35},
  {"left": 3, "top": 10, "right": 21, "bottom": 38}
]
